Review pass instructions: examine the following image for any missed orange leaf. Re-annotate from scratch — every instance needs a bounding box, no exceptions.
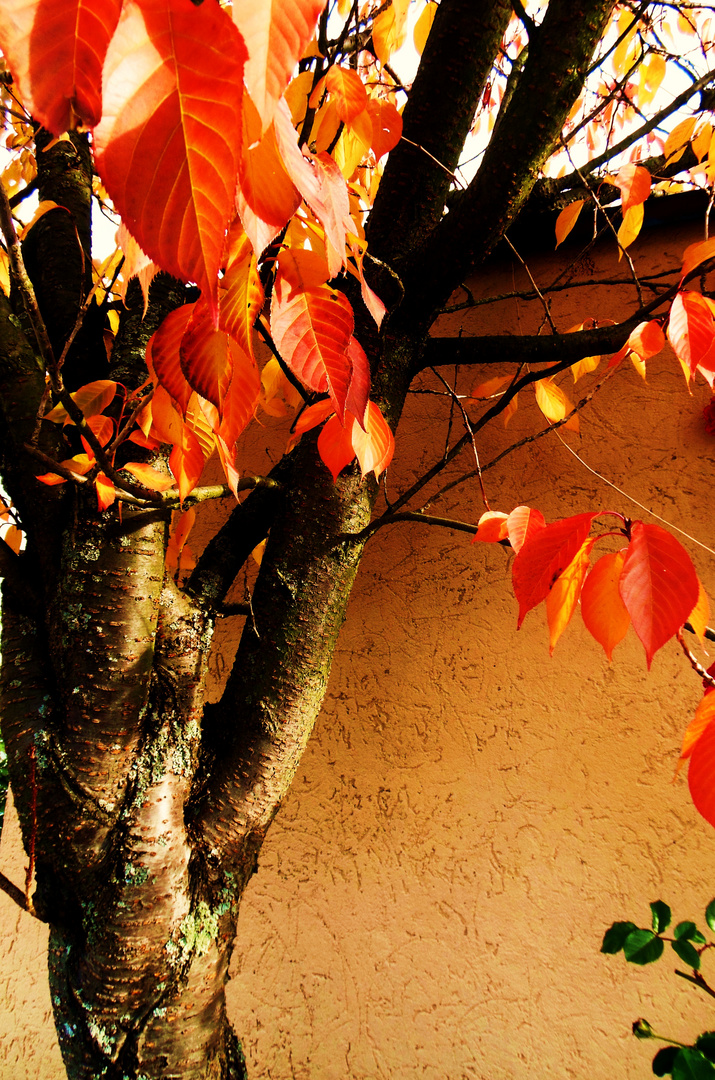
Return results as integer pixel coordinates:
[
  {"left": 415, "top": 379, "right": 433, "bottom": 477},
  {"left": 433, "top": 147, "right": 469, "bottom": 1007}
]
[
  {"left": 667, "top": 292, "right": 715, "bottom": 376},
  {"left": 317, "top": 414, "right": 357, "bottom": 481},
  {"left": 0, "top": 0, "right": 123, "bottom": 133},
  {"left": 372, "top": 0, "right": 410, "bottom": 64},
  {"left": 627, "top": 320, "right": 665, "bottom": 360},
  {"left": 236, "top": 96, "right": 301, "bottom": 258},
  {"left": 325, "top": 65, "right": 368, "bottom": 123},
  {"left": 121, "top": 462, "right": 175, "bottom": 491},
  {"left": 580, "top": 549, "right": 631, "bottom": 660},
  {"left": 287, "top": 398, "right": 335, "bottom": 452},
  {"left": 276, "top": 246, "right": 331, "bottom": 293},
  {"left": 350, "top": 401, "right": 394, "bottom": 478},
  {"left": 472, "top": 511, "right": 509, "bottom": 544},
  {"left": 232, "top": 0, "right": 326, "bottom": 132},
  {"left": 617, "top": 203, "right": 644, "bottom": 253},
  {"left": 555, "top": 200, "right": 584, "bottom": 248},
  {"left": 3, "top": 525, "right": 22, "bottom": 554},
  {"left": 681, "top": 236, "right": 715, "bottom": 281},
  {"left": 680, "top": 691, "right": 715, "bottom": 768},
  {"left": 506, "top": 505, "right": 545, "bottom": 553},
  {"left": 688, "top": 707, "right": 715, "bottom": 829},
  {"left": 546, "top": 539, "right": 595, "bottom": 654},
  {"left": 345, "top": 337, "right": 371, "bottom": 428},
  {"left": 613, "top": 163, "right": 651, "bottom": 211},
  {"left": 87, "top": 414, "right": 114, "bottom": 447},
  {"left": 216, "top": 342, "right": 261, "bottom": 453},
  {"left": 148, "top": 306, "right": 194, "bottom": 415},
  {"left": 512, "top": 512, "right": 598, "bottom": 628},
  {"left": 116, "top": 223, "right": 161, "bottom": 314},
  {"left": 43, "top": 379, "right": 118, "bottom": 424},
  {"left": 271, "top": 276, "right": 354, "bottom": 421},
  {"left": 413, "top": 1, "right": 437, "bottom": 54},
  {"left": 663, "top": 116, "right": 697, "bottom": 165},
  {"left": 94, "top": 0, "right": 246, "bottom": 321},
  {"left": 220, "top": 225, "right": 265, "bottom": 363},
  {"left": 618, "top": 522, "right": 700, "bottom": 668},
  {"left": 366, "top": 99, "right": 403, "bottom": 160},
  {"left": 95, "top": 472, "right": 116, "bottom": 511}
]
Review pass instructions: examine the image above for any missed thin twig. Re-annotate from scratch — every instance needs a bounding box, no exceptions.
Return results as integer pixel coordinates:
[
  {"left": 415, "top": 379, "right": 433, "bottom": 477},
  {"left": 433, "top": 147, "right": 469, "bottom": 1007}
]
[
  {"left": 677, "top": 628, "right": 715, "bottom": 688},
  {"left": 503, "top": 235, "right": 558, "bottom": 334},
  {"left": 431, "top": 366, "right": 490, "bottom": 510}
]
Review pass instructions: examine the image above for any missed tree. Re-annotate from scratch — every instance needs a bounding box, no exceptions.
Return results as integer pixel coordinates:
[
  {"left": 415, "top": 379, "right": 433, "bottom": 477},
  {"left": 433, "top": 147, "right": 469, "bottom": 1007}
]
[{"left": 0, "top": 0, "right": 714, "bottom": 1076}]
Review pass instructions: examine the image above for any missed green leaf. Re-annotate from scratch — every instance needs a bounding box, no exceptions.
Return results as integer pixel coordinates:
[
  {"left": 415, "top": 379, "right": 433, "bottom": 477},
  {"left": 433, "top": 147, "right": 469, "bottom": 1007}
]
[
  {"left": 705, "top": 900, "right": 715, "bottom": 934},
  {"left": 671, "top": 938, "right": 701, "bottom": 970},
  {"left": 695, "top": 1034, "right": 715, "bottom": 1064},
  {"left": 675, "top": 922, "right": 707, "bottom": 945},
  {"left": 602, "top": 921, "right": 638, "bottom": 953},
  {"left": 624, "top": 929, "right": 665, "bottom": 965},
  {"left": 651, "top": 901, "right": 672, "bottom": 934},
  {"left": 672, "top": 1047, "right": 715, "bottom": 1080},
  {"left": 653, "top": 1046, "right": 681, "bottom": 1077}
]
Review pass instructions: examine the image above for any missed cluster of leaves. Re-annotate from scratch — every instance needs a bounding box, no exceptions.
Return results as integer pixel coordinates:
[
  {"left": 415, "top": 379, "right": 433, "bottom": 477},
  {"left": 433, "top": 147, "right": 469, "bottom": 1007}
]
[{"left": 603, "top": 900, "right": 715, "bottom": 1078}]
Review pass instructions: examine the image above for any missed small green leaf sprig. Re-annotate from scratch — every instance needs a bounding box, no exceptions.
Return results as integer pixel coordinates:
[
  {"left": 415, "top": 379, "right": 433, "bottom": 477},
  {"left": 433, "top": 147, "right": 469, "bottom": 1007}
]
[{"left": 602, "top": 900, "right": 715, "bottom": 1078}]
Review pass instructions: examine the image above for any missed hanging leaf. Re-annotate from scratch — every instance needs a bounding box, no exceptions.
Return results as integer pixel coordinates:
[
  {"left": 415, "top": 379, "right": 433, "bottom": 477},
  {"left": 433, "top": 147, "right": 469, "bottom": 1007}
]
[
  {"left": 580, "top": 549, "right": 631, "bottom": 660},
  {"left": 613, "top": 163, "right": 651, "bottom": 210},
  {"left": 147, "top": 306, "right": 194, "bottom": 415},
  {"left": 546, "top": 539, "right": 596, "bottom": 654},
  {"left": 0, "top": 0, "right": 123, "bottom": 134},
  {"left": 688, "top": 579, "right": 711, "bottom": 650},
  {"left": 325, "top": 65, "right": 368, "bottom": 122},
  {"left": 472, "top": 511, "right": 509, "bottom": 544},
  {"left": 94, "top": 0, "right": 246, "bottom": 321},
  {"left": 413, "top": 1, "right": 437, "bottom": 54},
  {"left": 121, "top": 462, "right": 175, "bottom": 491},
  {"left": 534, "top": 377, "right": 579, "bottom": 432},
  {"left": 667, "top": 292, "right": 715, "bottom": 376},
  {"left": 317, "top": 413, "right": 357, "bottom": 481},
  {"left": 232, "top": 0, "right": 326, "bottom": 132},
  {"left": 678, "top": 691, "right": 715, "bottom": 779},
  {"left": 688, "top": 711, "right": 715, "bottom": 829},
  {"left": 617, "top": 203, "right": 644, "bottom": 253},
  {"left": 627, "top": 320, "right": 666, "bottom": 361},
  {"left": 95, "top": 472, "right": 116, "bottom": 511},
  {"left": 663, "top": 116, "right": 698, "bottom": 165},
  {"left": 350, "top": 400, "right": 394, "bottom": 478},
  {"left": 366, "top": 99, "right": 403, "bottom": 159},
  {"left": 219, "top": 224, "right": 265, "bottom": 363},
  {"left": 555, "top": 200, "right": 585, "bottom": 248},
  {"left": 344, "top": 337, "right": 371, "bottom": 428},
  {"left": 180, "top": 300, "right": 234, "bottom": 410},
  {"left": 512, "top": 513, "right": 598, "bottom": 627},
  {"left": 470, "top": 374, "right": 512, "bottom": 400},
  {"left": 506, "top": 505, "right": 546, "bottom": 553},
  {"left": 372, "top": 0, "right": 410, "bottom": 65},
  {"left": 618, "top": 522, "right": 700, "bottom": 667},
  {"left": 236, "top": 96, "right": 301, "bottom": 259},
  {"left": 43, "top": 379, "right": 118, "bottom": 424},
  {"left": 270, "top": 275, "right": 354, "bottom": 421}
]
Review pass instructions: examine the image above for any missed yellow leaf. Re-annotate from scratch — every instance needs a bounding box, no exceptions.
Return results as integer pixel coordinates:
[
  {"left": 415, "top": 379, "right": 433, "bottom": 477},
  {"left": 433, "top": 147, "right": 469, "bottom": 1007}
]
[
  {"left": 691, "top": 122, "right": 712, "bottom": 163},
  {"left": 413, "top": 2, "right": 437, "bottom": 54},
  {"left": 3, "top": 525, "right": 23, "bottom": 554},
  {"left": 372, "top": 0, "right": 410, "bottom": 65},
  {"left": 571, "top": 355, "right": 600, "bottom": 382},
  {"left": 534, "top": 378, "right": 579, "bottom": 432},
  {"left": 546, "top": 539, "right": 595, "bottom": 654},
  {"left": 503, "top": 394, "right": 518, "bottom": 426},
  {"left": 663, "top": 116, "right": 697, "bottom": 165},
  {"left": 617, "top": 202, "right": 643, "bottom": 256},
  {"left": 689, "top": 578, "right": 711, "bottom": 651},
  {"left": 555, "top": 200, "right": 585, "bottom": 248},
  {"left": 284, "top": 71, "right": 314, "bottom": 129},
  {"left": 629, "top": 350, "right": 646, "bottom": 379}
]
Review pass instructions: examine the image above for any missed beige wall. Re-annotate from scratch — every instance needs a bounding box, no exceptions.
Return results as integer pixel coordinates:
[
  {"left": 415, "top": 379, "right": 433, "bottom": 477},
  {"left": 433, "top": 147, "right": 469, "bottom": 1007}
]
[{"left": 3, "top": 218, "right": 715, "bottom": 1078}]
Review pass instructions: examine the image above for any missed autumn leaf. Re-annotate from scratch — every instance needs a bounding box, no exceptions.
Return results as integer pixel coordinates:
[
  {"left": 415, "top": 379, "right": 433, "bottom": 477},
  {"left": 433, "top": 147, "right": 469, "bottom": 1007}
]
[
  {"left": 470, "top": 374, "right": 512, "bottom": 400},
  {"left": 534, "top": 377, "right": 579, "bottom": 432},
  {"left": 613, "top": 163, "right": 651, "bottom": 210},
  {"left": 617, "top": 203, "right": 644, "bottom": 253},
  {"left": 317, "top": 414, "right": 358, "bottom": 482},
  {"left": 580, "top": 549, "right": 631, "bottom": 660},
  {"left": 344, "top": 337, "right": 371, "bottom": 428},
  {"left": 366, "top": 99, "right": 403, "bottom": 159},
  {"left": 147, "top": 306, "right": 194, "bottom": 415},
  {"left": 663, "top": 116, "right": 697, "bottom": 165},
  {"left": 688, "top": 579, "right": 711, "bottom": 650},
  {"left": 555, "top": 200, "right": 584, "bottom": 248},
  {"left": 0, "top": 0, "right": 123, "bottom": 133},
  {"left": 271, "top": 275, "right": 354, "bottom": 421},
  {"left": 688, "top": 707, "right": 715, "bottom": 829},
  {"left": 348, "top": 400, "right": 394, "bottom": 478},
  {"left": 681, "top": 236, "right": 715, "bottom": 281},
  {"left": 219, "top": 225, "right": 265, "bottom": 364},
  {"left": 413, "top": 1, "right": 437, "bottom": 54},
  {"left": 232, "top": 0, "right": 326, "bottom": 132},
  {"left": 618, "top": 522, "right": 699, "bottom": 667},
  {"left": 372, "top": 0, "right": 410, "bottom": 65},
  {"left": 667, "top": 291, "right": 715, "bottom": 376},
  {"left": 512, "top": 513, "right": 598, "bottom": 627},
  {"left": 94, "top": 0, "right": 246, "bottom": 321},
  {"left": 546, "top": 539, "right": 595, "bottom": 654},
  {"left": 181, "top": 300, "right": 234, "bottom": 410},
  {"left": 472, "top": 511, "right": 509, "bottom": 544},
  {"left": 43, "top": 379, "right": 118, "bottom": 424},
  {"left": 95, "top": 472, "right": 115, "bottom": 511},
  {"left": 121, "top": 462, "right": 175, "bottom": 491},
  {"left": 506, "top": 505, "right": 546, "bottom": 553},
  {"left": 678, "top": 690, "right": 715, "bottom": 775},
  {"left": 627, "top": 320, "right": 666, "bottom": 360},
  {"left": 325, "top": 65, "right": 368, "bottom": 123}
]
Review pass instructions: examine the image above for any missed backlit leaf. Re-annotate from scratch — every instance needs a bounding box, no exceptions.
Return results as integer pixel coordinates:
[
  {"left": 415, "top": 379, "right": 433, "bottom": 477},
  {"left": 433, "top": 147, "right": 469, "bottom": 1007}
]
[
  {"left": 546, "top": 539, "right": 595, "bottom": 654},
  {"left": 413, "top": 1, "right": 437, "bottom": 54},
  {"left": 534, "top": 377, "right": 579, "bottom": 432},
  {"left": 95, "top": 472, "right": 115, "bottom": 511},
  {"left": 345, "top": 337, "right": 370, "bottom": 428},
  {"left": 366, "top": 99, "right": 403, "bottom": 159},
  {"left": 663, "top": 116, "right": 697, "bottom": 165},
  {"left": 180, "top": 300, "right": 233, "bottom": 410},
  {"left": 689, "top": 578, "right": 711, "bottom": 650},
  {"left": 325, "top": 65, "right": 368, "bottom": 123},
  {"left": 581, "top": 549, "right": 631, "bottom": 660},
  {"left": 216, "top": 342, "right": 261, "bottom": 454},
  {"left": 317, "top": 414, "right": 356, "bottom": 481},
  {"left": 678, "top": 692, "right": 715, "bottom": 775},
  {"left": 236, "top": 96, "right": 301, "bottom": 259},
  {"left": 472, "top": 511, "right": 509, "bottom": 544},
  {"left": 668, "top": 292, "right": 715, "bottom": 376},
  {"left": 94, "top": 0, "right": 246, "bottom": 320},
  {"left": 506, "top": 505, "right": 545, "bottom": 553},
  {"left": 617, "top": 203, "right": 644, "bottom": 253},
  {"left": 271, "top": 275, "right": 354, "bottom": 421},
  {"left": 512, "top": 512, "right": 598, "bottom": 628},
  {"left": 219, "top": 224, "right": 265, "bottom": 363},
  {"left": 470, "top": 374, "right": 512, "bottom": 400},
  {"left": 0, "top": 0, "right": 123, "bottom": 133},
  {"left": 232, "top": 0, "right": 326, "bottom": 132},
  {"left": 618, "top": 522, "right": 699, "bottom": 667},
  {"left": 613, "top": 163, "right": 651, "bottom": 211},
  {"left": 147, "top": 306, "right": 194, "bottom": 415},
  {"left": 44, "top": 379, "right": 118, "bottom": 423},
  {"left": 628, "top": 320, "right": 666, "bottom": 360},
  {"left": 682, "top": 237, "right": 715, "bottom": 282},
  {"left": 121, "top": 462, "right": 175, "bottom": 491},
  {"left": 372, "top": 0, "right": 410, "bottom": 65},
  {"left": 350, "top": 400, "right": 394, "bottom": 478}
]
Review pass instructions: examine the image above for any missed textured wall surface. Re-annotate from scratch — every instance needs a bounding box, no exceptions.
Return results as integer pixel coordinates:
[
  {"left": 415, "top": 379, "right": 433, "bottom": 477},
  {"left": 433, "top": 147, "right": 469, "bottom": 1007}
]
[{"left": 2, "top": 219, "right": 715, "bottom": 1079}]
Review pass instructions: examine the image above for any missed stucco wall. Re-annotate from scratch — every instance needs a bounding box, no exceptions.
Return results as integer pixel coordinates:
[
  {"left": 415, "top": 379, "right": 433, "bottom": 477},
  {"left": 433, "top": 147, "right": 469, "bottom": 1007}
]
[{"left": 2, "top": 217, "right": 715, "bottom": 1079}]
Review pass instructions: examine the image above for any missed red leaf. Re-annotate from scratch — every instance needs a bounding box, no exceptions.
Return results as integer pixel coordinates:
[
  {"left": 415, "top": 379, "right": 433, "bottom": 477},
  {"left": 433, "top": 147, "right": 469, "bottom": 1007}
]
[
  {"left": 512, "top": 512, "right": 598, "bottom": 628},
  {"left": 580, "top": 549, "right": 631, "bottom": 660},
  {"left": 0, "top": 0, "right": 122, "bottom": 133},
  {"left": 232, "top": 0, "right": 326, "bottom": 132},
  {"left": 345, "top": 337, "right": 370, "bottom": 428},
  {"left": 618, "top": 522, "right": 699, "bottom": 667},
  {"left": 688, "top": 707, "right": 715, "bottom": 829},
  {"left": 271, "top": 275, "right": 354, "bottom": 421},
  {"left": 94, "top": 0, "right": 246, "bottom": 321},
  {"left": 366, "top": 99, "right": 403, "bottom": 160},
  {"left": 667, "top": 291, "right": 715, "bottom": 375},
  {"left": 506, "top": 505, "right": 545, "bottom": 553},
  {"left": 181, "top": 300, "right": 233, "bottom": 410},
  {"left": 147, "top": 306, "right": 194, "bottom": 415}
]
